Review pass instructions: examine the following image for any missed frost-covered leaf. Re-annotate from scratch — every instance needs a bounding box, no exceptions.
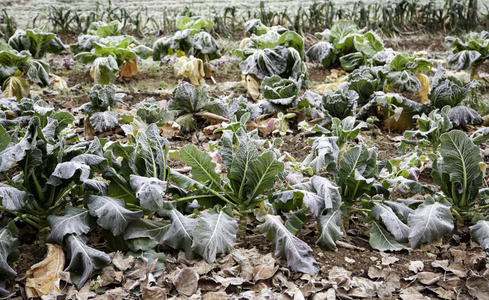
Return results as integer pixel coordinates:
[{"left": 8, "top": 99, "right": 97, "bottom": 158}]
[
  {"left": 371, "top": 203, "right": 410, "bottom": 242},
  {"left": 288, "top": 176, "right": 341, "bottom": 217},
  {"left": 87, "top": 196, "right": 143, "bottom": 236},
  {"left": 316, "top": 206, "right": 343, "bottom": 251},
  {"left": 64, "top": 234, "right": 110, "bottom": 288},
  {"left": 448, "top": 106, "right": 483, "bottom": 127},
  {"left": 47, "top": 154, "right": 106, "bottom": 186},
  {"left": 47, "top": 206, "right": 92, "bottom": 245},
  {"left": 0, "top": 183, "right": 26, "bottom": 211},
  {"left": 301, "top": 136, "right": 339, "bottom": 174},
  {"left": 89, "top": 111, "right": 119, "bottom": 132},
  {"left": 257, "top": 213, "right": 319, "bottom": 274},
  {"left": 368, "top": 220, "right": 408, "bottom": 251},
  {"left": 408, "top": 201, "right": 453, "bottom": 248},
  {"left": 470, "top": 220, "right": 489, "bottom": 250},
  {"left": 239, "top": 46, "right": 288, "bottom": 80},
  {"left": 192, "top": 205, "right": 238, "bottom": 263},
  {"left": 123, "top": 219, "right": 171, "bottom": 245},
  {"left": 160, "top": 205, "right": 198, "bottom": 259},
  {"left": 130, "top": 175, "right": 167, "bottom": 211},
  {"left": 0, "top": 222, "right": 18, "bottom": 282}
]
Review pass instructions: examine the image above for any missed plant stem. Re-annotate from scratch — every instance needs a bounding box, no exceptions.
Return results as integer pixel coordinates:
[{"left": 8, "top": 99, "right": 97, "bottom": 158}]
[
  {"left": 170, "top": 194, "right": 217, "bottom": 203},
  {"left": 32, "top": 172, "right": 45, "bottom": 203}
]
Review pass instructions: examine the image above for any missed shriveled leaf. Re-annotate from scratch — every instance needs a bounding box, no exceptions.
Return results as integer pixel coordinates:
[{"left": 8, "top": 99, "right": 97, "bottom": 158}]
[
  {"left": 64, "top": 234, "right": 110, "bottom": 288},
  {"left": 25, "top": 244, "right": 65, "bottom": 298},
  {"left": 87, "top": 195, "right": 143, "bottom": 236},
  {"left": 257, "top": 213, "right": 319, "bottom": 274},
  {"left": 192, "top": 205, "right": 238, "bottom": 263}
]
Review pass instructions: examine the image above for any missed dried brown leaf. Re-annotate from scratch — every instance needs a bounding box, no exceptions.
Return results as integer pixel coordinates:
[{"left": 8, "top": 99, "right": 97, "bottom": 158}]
[
  {"left": 25, "top": 243, "right": 65, "bottom": 298},
  {"left": 173, "top": 268, "right": 199, "bottom": 296}
]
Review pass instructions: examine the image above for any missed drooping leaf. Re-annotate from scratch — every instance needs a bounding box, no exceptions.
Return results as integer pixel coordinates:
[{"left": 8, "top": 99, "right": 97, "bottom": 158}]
[
  {"left": 257, "top": 213, "right": 319, "bottom": 274},
  {"left": 306, "top": 41, "right": 335, "bottom": 66},
  {"left": 316, "top": 206, "right": 343, "bottom": 251},
  {"left": 408, "top": 201, "right": 453, "bottom": 249},
  {"left": 470, "top": 220, "right": 489, "bottom": 250},
  {"left": 301, "top": 137, "right": 339, "bottom": 174},
  {"left": 47, "top": 206, "right": 92, "bottom": 245},
  {"left": 87, "top": 195, "right": 143, "bottom": 236},
  {"left": 0, "top": 183, "right": 26, "bottom": 212},
  {"left": 159, "top": 205, "right": 198, "bottom": 259},
  {"left": 64, "top": 234, "right": 110, "bottom": 288},
  {"left": 130, "top": 175, "right": 167, "bottom": 211},
  {"left": 371, "top": 203, "right": 410, "bottom": 242},
  {"left": 448, "top": 106, "right": 483, "bottom": 127},
  {"left": 0, "top": 222, "right": 19, "bottom": 282},
  {"left": 89, "top": 110, "right": 119, "bottom": 132},
  {"left": 123, "top": 219, "right": 171, "bottom": 245},
  {"left": 191, "top": 205, "right": 238, "bottom": 263},
  {"left": 47, "top": 154, "right": 106, "bottom": 186},
  {"left": 368, "top": 220, "right": 408, "bottom": 251}
]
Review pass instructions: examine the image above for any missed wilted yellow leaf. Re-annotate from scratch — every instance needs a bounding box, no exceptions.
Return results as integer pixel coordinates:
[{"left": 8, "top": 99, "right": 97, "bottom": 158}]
[
  {"left": 415, "top": 73, "right": 430, "bottom": 104},
  {"left": 25, "top": 243, "right": 65, "bottom": 298},
  {"left": 174, "top": 56, "right": 205, "bottom": 88},
  {"left": 119, "top": 58, "right": 138, "bottom": 80},
  {"left": 246, "top": 74, "right": 261, "bottom": 100},
  {"left": 50, "top": 74, "right": 68, "bottom": 90}
]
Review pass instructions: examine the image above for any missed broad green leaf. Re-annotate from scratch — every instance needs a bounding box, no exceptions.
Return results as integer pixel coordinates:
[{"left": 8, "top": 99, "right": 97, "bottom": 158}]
[
  {"left": 368, "top": 220, "right": 408, "bottom": 251},
  {"left": 257, "top": 213, "right": 319, "bottom": 274},
  {"left": 470, "top": 220, "right": 489, "bottom": 250},
  {"left": 408, "top": 201, "right": 453, "bottom": 248},
  {"left": 340, "top": 52, "right": 364, "bottom": 71},
  {"left": 0, "top": 222, "right": 18, "bottom": 282},
  {"left": 65, "top": 234, "right": 110, "bottom": 288},
  {"left": 386, "top": 70, "right": 420, "bottom": 93},
  {"left": 25, "top": 59, "right": 49, "bottom": 86},
  {"left": 0, "top": 183, "right": 26, "bottom": 211},
  {"left": 87, "top": 195, "right": 143, "bottom": 236},
  {"left": 192, "top": 205, "right": 238, "bottom": 263},
  {"left": 248, "top": 151, "right": 284, "bottom": 200},
  {"left": 428, "top": 64, "right": 477, "bottom": 108},
  {"left": 47, "top": 206, "right": 92, "bottom": 245},
  {"left": 0, "top": 125, "right": 10, "bottom": 152},
  {"left": 371, "top": 203, "right": 410, "bottom": 242},
  {"left": 160, "top": 205, "right": 198, "bottom": 259},
  {"left": 316, "top": 206, "right": 343, "bottom": 251},
  {"left": 180, "top": 145, "right": 221, "bottom": 187},
  {"left": 383, "top": 200, "right": 414, "bottom": 223},
  {"left": 285, "top": 209, "right": 308, "bottom": 235},
  {"left": 432, "top": 130, "right": 483, "bottom": 208},
  {"left": 228, "top": 139, "right": 259, "bottom": 201},
  {"left": 338, "top": 145, "right": 378, "bottom": 202},
  {"left": 130, "top": 175, "right": 167, "bottom": 211}
]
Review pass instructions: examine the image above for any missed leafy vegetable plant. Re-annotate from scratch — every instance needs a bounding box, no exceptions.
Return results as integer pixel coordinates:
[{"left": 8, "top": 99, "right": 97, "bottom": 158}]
[
  {"left": 80, "top": 84, "right": 125, "bottom": 132},
  {"left": 8, "top": 28, "right": 65, "bottom": 59},
  {"left": 445, "top": 31, "right": 489, "bottom": 79},
  {"left": 74, "top": 36, "right": 152, "bottom": 85},
  {"left": 153, "top": 16, "right": 221, "bottom": 62},
  {"left": 0, "top": 42, "right": 50, "bottom": 100}
]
